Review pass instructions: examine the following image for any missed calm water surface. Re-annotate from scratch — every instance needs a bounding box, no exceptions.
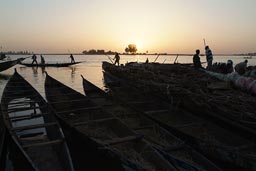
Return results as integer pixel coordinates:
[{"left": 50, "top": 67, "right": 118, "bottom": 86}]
[
  {"left": 0, "top": 54, "right": 255, "bottom": 170},
  {"left": 1, "top": 54, "right": 255, "bottom": 98}
]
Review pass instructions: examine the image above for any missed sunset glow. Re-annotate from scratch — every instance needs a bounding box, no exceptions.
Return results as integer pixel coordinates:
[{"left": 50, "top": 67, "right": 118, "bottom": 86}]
[{"left": 1, "top": 0, "right": 256, "bottom": 54}]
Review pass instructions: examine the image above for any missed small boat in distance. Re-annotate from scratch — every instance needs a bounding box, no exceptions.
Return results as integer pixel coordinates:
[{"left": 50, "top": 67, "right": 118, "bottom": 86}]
[
  {"left": 20, "top": 61, "right": 84, "bottom": 67},
  {"left": 0, "top": 58, "right": 25, "bottom": 72},
  {"left": 243, "top": 56, "right": 252, "bottom": 59}
]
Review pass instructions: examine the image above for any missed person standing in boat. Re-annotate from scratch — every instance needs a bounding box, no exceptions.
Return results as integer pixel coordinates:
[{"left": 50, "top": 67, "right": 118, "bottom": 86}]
[
  {"left": 31, "top": 54, "right": 38, "bottom": 64},
  {"left": 205, "top": 46, "right": 213, "bottom": 69},
  {"left": 113, "top": 53, "right": 120, "bottom": 66},
  {"left": 235, "top": 60, "right": 248, "bottom": 75},
  {"left": 70, "top": 54, "right": 75, "bottom": 63},
  {"left": 40, "top": 55, "right": 45, "bottom": 64},
  {"left": 193, "top": 49, "right": 202, "bottom": 69}
]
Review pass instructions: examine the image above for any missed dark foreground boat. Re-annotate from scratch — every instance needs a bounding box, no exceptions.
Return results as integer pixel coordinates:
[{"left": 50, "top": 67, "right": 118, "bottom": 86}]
[
  {"left": 0, "top": 107, "right": 6, "bottom": 165},
  {"left": 102, "top": 68, "right": 256, "bottom": 171},
  {"left": 0, "top": 58, "right": 25, "bottom": 72},
  {"left": 20, "top": 61, "right": 83, "bottom": 67},
  {"left": 45, "top": 73, "right": 180, "bottom": 171},
  {"left": 81, "top": 75, "right": 222, "bottom": 171},
  {"left": 103, "top": 61, "right": 256, "bottom": 136},
  {"left": 1, "top": 69, "right": 74, "bottom": 171}
]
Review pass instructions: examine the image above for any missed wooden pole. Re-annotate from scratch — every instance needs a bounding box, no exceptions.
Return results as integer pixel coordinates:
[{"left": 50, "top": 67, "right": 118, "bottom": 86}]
[
  {"left": 153, "top": 54, "right": 160, "bottom": 63},
  {"left": 173, "top": 54, "right": 179, "bottom": 64}
]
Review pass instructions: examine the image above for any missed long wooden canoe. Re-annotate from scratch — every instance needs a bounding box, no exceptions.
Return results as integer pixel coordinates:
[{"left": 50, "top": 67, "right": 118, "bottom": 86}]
[
  {"left": 20, "top": 61, "right": 83, "bottom": 67},
  {"left": 103, "top": 61, "right": 256, "bottom": 133},
  {"left": 102, "top": 69, "right": 256, "bottom": 171},
  {"left": 1, "top": 69, "right": 74, "bottom": 171},
  {"left": 45, "top": 73, "right": 179, "bottom": 171},
  {"left": 0, "top": 58, "right": 25, "bottom": 72},
  {"left": 0, "top": 107, "right": 6, "bottom": 167},
  {"left": 81, "top": 75, "right": 222, "bottom": 171}
]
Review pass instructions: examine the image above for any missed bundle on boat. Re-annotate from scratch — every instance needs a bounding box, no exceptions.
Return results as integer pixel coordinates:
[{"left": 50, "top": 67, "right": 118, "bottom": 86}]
[
  {"left": 102, "top": 61, "right": 256, "bottom": 134},
  {"left": 102, "top": 62, "right": 256, "bottom": 171}
]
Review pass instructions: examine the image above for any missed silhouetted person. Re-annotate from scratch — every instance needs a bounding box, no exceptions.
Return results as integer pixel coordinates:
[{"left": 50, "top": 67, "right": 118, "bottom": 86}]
[
  {"left": 145, "top": 58, "right": 149, "bottom": 63},
  {"left": 205, "top": 46, "right": 213, "bottom": 69},
  {"left": 31, "top": 54, "right": 38, "bottom": 64},
  {"left": 70, "top": 54, "right": 75, "bottom": 63},
  {"left": 226, "top": 60, "right": 234, "bottom": 73},
  {"left": 235, "top": 60, "right": 248, "bottom": 75},
  {"left": 40, "top": 55, "right": 45, "bottom": 64},
  {"left": 113, "top": 53, "right": 120, "bottom": 66},
  {"left": 193, "top": 49, "right": 202, "bottom": 69}
]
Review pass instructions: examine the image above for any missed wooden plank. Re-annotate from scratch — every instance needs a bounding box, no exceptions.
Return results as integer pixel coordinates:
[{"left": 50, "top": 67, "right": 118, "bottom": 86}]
[
  {"left": 5, "top": 106, "right": 47, "bottom": 113},
  {"left": 144, "top": 109, "right": 169, "bottom": 114},
  {"left": 73, "top": 117, "right": 115, "bottom": 127},
  {"left": 8, "top": 100, "right": 45, "bottom": 105},
  {"left": 22, "top": 139, "right": 63, "bottom": 148},
  {"left": 102, "top": 135, "right": 144, "bottom": 146},
  {"left": 9, "top": 112, "right": 50, "bottom": 120},
  {"left": 11, "top": 113, "right": 51, "bottom": 122},
  {"left": 55, "top": 106, "right": 101, "bottom": 114},
  {"left": 133, "top": 125, "right": 154, "bottom": 130},
  {"left": 11, "top": 122, "right": 58, "bottom": 131},
  {"left": 49, "top": 98, "right": 90, "bottom": 104},
  {"left": 173, "top": 122, "right": 205, "bottom": 129}
]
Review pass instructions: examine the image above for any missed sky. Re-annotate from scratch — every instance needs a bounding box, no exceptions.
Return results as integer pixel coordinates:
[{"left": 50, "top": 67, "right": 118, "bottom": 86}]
[{"left": 0, "top": 0, "right": 256, "bottom": 54}]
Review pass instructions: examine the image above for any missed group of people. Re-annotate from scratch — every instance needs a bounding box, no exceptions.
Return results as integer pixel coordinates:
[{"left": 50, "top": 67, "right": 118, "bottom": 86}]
[
  {"left": 193, "top": 46, "right": 213, "bottom": 69},
  {"left": 31, "top": 54, "right": 43, "bottom": 64},
  {"left": 31, "top": 54, "right": 76, "bottom": 64},
  {"left": 193, "top": 46, "right": 249, "bottom": 75}
]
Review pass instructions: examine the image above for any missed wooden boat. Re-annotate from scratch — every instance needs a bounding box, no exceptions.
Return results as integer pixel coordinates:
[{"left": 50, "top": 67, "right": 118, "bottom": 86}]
[
  {"left": 102, "top": 69, "right": 256, "bottom": 170},
  {"left": 102, "top": 61, "right": 256, "bottom": 137},
  {"left": 45, "top": 73, "right": 182, "bottom": 171},
  {"left": 0, "top": 58, "right": 25, "bottom": 72},
  {"left": 20, "top": 61, "right": 83, "bottom": 67},
  {"left": 0, "top": 107, "right": 6, "bottom": 163},
  {"left": 1, "top": 69, "right": 74, "bottom": 171},
  {"left": 81, "top": 75, "right": 222, "bottom": 171}
]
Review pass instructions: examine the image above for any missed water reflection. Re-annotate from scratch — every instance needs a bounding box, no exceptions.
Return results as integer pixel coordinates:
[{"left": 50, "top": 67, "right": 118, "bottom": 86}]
[
  {"left": 31, "top": 66, "right": 38, "bottom": 75},
  {"left": 40, "top": 66, "right": 46, "bottom": 75},
  {"left": 70, "top": 66, "right": 76, "bottom": 81}
]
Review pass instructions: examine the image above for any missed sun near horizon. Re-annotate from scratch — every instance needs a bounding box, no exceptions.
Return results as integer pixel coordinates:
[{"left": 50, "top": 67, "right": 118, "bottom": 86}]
[{"left": 1, "top": 0, "right": 256, "bottom": 54}]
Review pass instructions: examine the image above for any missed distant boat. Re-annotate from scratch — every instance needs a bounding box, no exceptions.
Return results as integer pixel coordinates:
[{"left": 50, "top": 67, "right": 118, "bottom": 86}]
[
  {"left": 244, "top": 56, "right": 252, "bottom": 59},
  {"left": 20, "top": 61, "right": 84, "bottom": 67},
  {"left": 0, "top": 58, "right": 24, "bottom": 72}
]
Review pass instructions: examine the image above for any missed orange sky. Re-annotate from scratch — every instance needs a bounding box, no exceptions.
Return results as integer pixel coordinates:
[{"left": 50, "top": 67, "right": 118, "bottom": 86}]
[{"left": 1, "top": 0, "right": 256, "bottom": 54}]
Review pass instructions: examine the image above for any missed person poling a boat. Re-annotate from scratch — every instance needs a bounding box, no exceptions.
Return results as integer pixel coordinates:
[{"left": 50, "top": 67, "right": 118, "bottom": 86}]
[
  {"left": 69, "top": 54, "right": 75, "bottom": 63},
  {"left": 31, "top": 54, "right": 38, "bottom": 64},
  {"left": 40, "top": 55, "right": 45, "bottom": 64},
  {"left": 113, "top": 53, "right": 120, "bottom": 66}
]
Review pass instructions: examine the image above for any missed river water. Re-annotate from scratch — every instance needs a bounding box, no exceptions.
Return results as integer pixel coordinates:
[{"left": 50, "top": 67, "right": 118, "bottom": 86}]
[{"left": 0, "top": 54, "right": 255, "bottom": 170}]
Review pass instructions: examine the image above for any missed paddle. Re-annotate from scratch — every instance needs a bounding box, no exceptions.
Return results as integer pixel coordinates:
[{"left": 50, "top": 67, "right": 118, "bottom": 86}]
[
  {"left": 153, "top": 54, "right": 160, "bottom": 63},
  {"left": 173, "top": 54, "right": 179, "bottom": 64},
  {"left": 105, "top": 54, "right": 114, "bottom": 64}
]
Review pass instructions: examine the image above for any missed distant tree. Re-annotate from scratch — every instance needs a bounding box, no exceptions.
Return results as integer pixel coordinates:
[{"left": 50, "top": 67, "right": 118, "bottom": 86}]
[{"left": 125, "top": 44, "right": 137, "bottom": 54}]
